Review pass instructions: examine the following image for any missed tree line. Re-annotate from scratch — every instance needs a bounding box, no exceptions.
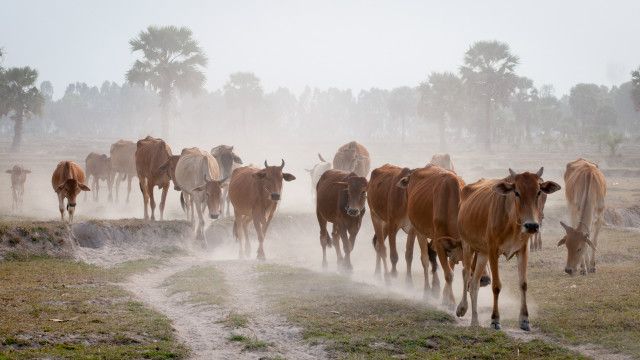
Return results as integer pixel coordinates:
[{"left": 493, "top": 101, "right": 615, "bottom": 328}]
[{"left": 2, "top": 26, "right": 640, "bottom": 154}]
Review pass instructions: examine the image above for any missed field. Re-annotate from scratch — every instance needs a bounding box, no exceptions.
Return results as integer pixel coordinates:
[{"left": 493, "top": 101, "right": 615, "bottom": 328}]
[{"left": 1, "top": 137, "right": 640, "bottom": 359}]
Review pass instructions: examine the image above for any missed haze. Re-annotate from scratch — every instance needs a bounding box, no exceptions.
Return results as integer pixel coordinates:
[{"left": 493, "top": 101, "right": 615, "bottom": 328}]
[{"left": 2, "top": 0, "right": 640, "bottom": 99}]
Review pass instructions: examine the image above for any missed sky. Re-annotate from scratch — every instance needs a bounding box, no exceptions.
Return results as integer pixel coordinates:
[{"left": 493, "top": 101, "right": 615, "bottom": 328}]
[{"left": 1, "top": 0, "right": 639, "bottom": 100}]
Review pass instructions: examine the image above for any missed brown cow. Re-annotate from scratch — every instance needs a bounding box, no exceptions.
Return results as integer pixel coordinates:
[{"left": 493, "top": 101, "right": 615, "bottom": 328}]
[
  {"left": 430, "top": 153, "right": 455, "bottom": 171},
  {"left": 85, "top": 152, "right": 114, "bottom": 202},
  {"left": 368, "top": 164, "right": 439, "bottom": 292},
  {"left": 456, "top": 168, "right": 560, "bottom": 331},
  {"left": 397, "top": 165, "right": 465, "bottom": 307},
  {"left": 316, "top": 169, "right": 368, "bottom": 271},
  {"left": 229, "top": 160, "right": 295, "bottom": 259},
  {"left": 51, "top": 161, "right": 91, "bottom": 222},
  {"left": 6, "top": 165, "right": 30, "bottom": 210},
  {"left": 211, "top": 145, "right": 243, "bottom": 217},
  {"left": 558, "top": 159, "right": 606, "bottom": 275},
  {"left": 333, "top": 141, "right": 371, "bottom": 177},
  {"left": 110, "top": 140, "right": 137, "bottom": 203},
  {"left": 135, "top": 136, "right": 174, "bottom": 221}
]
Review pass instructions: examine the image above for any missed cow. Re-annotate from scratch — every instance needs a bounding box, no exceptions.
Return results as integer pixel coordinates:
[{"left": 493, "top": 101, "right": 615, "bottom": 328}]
[
  {"left": 6, "top": 165, "right": 30, "bottom": 210},
  {"left": 228, "top": 160, "right": 295, "bottom": 260},
  {"left": 558, "top": 159, "right": 606, "bottom": 275},
  {"left": 85, "top": 152, "right": 114, "bottom": 202},
  {"left": 135, "top": 136, "right": 174, "bottom": 221},
  {"left": 175, "top": 147, "right": 226, "bottom": 242},
  {"left": 396, "top": 165, "right": 466, "bottom": 307},
  {"left": 305, "top": 153, "right": 332, "bottom": 198},
  {"left": 51, "top": 161, "right": 91, "bottom": 222},
  {"left": 455, "top": 168, "right": 560, "bottom": 331},
  {"left": 211, "top": 145, "right": 243, "bottom": 217},
  {"left": 333, "top": 141, "right": 371, "bottom": 177},
  {"left": 368, "top": 164, "right": 439, "bottom": 293},
  {"left": 530, "top": 192, "right": 547, "bottom": 251},
  {"left": 316, "top": 169, "right": 368, "bottom": 271},
  {"left": 430, "top": 153, "right": 455, "bottom": 171},
  {"left": 110, "top": 140, "right": 137, "bottom": 203}
]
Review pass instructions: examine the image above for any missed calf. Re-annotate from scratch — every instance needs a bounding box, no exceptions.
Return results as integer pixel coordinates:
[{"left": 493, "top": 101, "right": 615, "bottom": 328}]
[
  {"left": 558, "top": 159, "right": 606, "bottom": 275},
  {"left": 316, "top": 169, "right": 368, "bottom": 271},
  {"left": 229, "top": 160, "right": 295, "bottom": 259},
  {"left": 456, "top": 168, "right": 560, "bottom": 331},
  {"left": 6, "top": 165, "right": 30, "bottom": 210},
  {"left": 51, "top": 161, "right": 91, "bottom": 222},
  {"left": 211, "top": 145, "right": 243, "bottom": 217},
  {"left": 110, "top": 140, "right": 137, "bottom": 203},
  {"left": 85, "top": 152, "right": 114, "bottom": 202}
]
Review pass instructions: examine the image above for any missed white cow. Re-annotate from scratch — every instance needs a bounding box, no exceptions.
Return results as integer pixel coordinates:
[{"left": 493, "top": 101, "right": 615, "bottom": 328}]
[{"left": 306, "top": 153, "right": 332, "bottom": 197}]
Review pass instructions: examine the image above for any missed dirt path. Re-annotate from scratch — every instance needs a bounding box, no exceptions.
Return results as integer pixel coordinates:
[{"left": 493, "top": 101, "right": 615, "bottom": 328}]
[{"left": 123, "top": 257, "right": 325, "bottom": 360}]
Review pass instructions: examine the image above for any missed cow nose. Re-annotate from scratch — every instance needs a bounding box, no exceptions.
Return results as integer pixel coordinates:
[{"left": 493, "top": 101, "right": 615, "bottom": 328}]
[
  {"left": 210, "top": 214, "right": 219, "bottom": 220},
  {"left": 270, "top": 193, "right": 281, "bottom": 201},
  {"left": 524, "top": 222, "right": 539, "bottom": 233},
  {"left": 347, "top": 208, "right": 360, "bottom": 217},
  {"left": 565, "top": 268, "right": 573, "bottom": 275}
]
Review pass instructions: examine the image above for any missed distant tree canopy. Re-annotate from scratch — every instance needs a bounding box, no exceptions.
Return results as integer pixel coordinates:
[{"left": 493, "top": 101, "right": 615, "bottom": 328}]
[
  {"left": 632, "top": 67, "right": 640, "bottom": 111},
  {"left": 223, "top": 72, "right": 263, "bottom": 134},
  {"left": 0, "top": 67, "right": 44, "bottom": 151},
  {"left": 126, "top": 25, "right": 207, "bottom": 138}
]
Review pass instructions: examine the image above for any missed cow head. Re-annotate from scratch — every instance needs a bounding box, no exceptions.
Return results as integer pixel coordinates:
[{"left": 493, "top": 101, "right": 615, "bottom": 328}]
[
  {"left": 211, "top": 145, "right": 243, "bottom": 179},
  {"left": 557, "top": 221, "right": 595, "bottom": 276},
  {"left": 6, "top": 166, "right": 31, "bottom": 176},
  {"left": 430, "top": 153, "right": 454, "bottom": 171},
  {"left": 194, "top": 177, "right": 228, "bottom": 219},
  {"left": 493, "top": 167, "right": 561, "bottom": 235},
  {"left": 158, "top": 155, "right": 181, "bottom": 191},
  {"left": 56, "top": 178, "right": 90, "bottom": 207},
  {"left": 254, "top": 159, "right": 296, "bottom": 201},
  {"left": 336, "top": 174, "right": 368, "bottom": 217}
]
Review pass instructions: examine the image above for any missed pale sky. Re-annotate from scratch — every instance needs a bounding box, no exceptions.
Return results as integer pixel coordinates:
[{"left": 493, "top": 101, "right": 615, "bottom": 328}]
[{"left": 1, "top": 0, "right": 639, "bottom": 99}]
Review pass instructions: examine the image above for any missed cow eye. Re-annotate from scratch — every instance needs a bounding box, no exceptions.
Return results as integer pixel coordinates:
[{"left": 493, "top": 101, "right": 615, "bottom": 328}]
[
  {"left": 537, "top": 190, "right": 541, "bottom": 197},
  {"left": 514, "top": 191, "right": 520, "bottom": 198}
]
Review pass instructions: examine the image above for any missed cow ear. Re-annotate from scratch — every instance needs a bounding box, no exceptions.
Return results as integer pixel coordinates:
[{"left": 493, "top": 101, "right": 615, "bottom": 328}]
[
  {"left": 584, "top": 237, "right": 596, "bottom": 250},
  {"left": 233, "top": 155, "right": 243, "bottom": 164},
  {"left": 493, "top": 181, "right": 514, "bottom": 195},
  {"left": 158, "top": 160, "right": 170, "bottom": 172},
  {"left": 79, "top": 183, "right": 91, "bottom": 191},
  {"left": 557, "top": 237, "right": 566, "bottom": 247},
  {"left": 283, "top": 173, "right": 296, "bottom": 182},
  {"left": 5, "top": 170, "right": 12, "bottom": 174},
  {"left": 396, "top": 176, "right": 410, "bottom": 189},
  {"left": 560, "top": 221, "right": 572, "bottom": 233},
  {"left": 540, "top": 181, "right": 561, "bottom": 194}
]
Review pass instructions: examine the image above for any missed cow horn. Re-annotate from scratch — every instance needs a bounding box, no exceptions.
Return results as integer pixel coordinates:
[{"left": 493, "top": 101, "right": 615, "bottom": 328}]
[
  {"left": 264, "top": 160, "right": 269, "bottom": 168},
  {"left": 280, "top": 159, "right": 285, "bottom": 169},
  {"left": 508, "top": 168, "right": 517, "bottom": 178},
  {"left": 559, "top": 221, "right": 572, "bottom": 232},
  {"left": 219, "top": 176, "right": 228, "bottom": 184},
  {"left": 318, "top": 153, "right": 326, "bottom": 162},
  {"left": 536, "top": 167, "right": 544, "bottom": 177}
]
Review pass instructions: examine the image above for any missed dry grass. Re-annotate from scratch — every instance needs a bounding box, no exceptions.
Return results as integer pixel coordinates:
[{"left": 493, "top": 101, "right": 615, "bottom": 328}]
[{"left": 162, "top": 265, "right": 228, "bottom": 306}]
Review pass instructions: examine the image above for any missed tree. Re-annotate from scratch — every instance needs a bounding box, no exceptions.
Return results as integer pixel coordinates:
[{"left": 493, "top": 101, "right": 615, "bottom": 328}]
[
  {"left": 223, "top": 72, "right": 263, "bottom": 135},
  {"left": 39, "top": 80, "right": 54, "bottom": 101},
  {"left": 419, "top": 72, "right": 463, "bottom": 150},
  {"left": 0, "top": 67, "right": 44, "bottom": 151},
  {"left": 460, "top": 40, "right": 519, "bottom": 151},
  {"left": 511, "top": 77, "right": 538, "bottom": 143},
  {"left": 569, "top": 83, "right": 604, "bottom": 134},
  {"left": 632, "top": 67, "right": 640, "bottom": 111},
  {"left": 388, "top": 86, "right": 417, "bottom": 144},
  {"left": 126, "top": 25, "right": 207, "bottom": 138}
]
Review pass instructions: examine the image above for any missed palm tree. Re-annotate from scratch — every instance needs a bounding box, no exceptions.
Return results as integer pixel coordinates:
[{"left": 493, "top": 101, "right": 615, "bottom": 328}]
[
  {"left": 223, "top": 72, "right": 263, "bottom": 135},
  {"left": 419, "top": 72, "right": 464, "bottom": 150},
  {"left": 0, "top": 67, "right": 44, "bottom": 151},
  {"left": 126, "top": 25, "right": 207, "bottom": 138},
  {"left": 460, "top": 40, "right": 519, "bottom": 151}
]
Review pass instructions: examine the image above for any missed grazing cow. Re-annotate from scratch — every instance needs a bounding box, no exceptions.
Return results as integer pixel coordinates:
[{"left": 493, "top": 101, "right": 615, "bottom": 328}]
[
  {"left": 85, "top": 152, "right": 114, "bottom": 202},
  {"left": 456, "top": 168, "right": 560, "bottom": 331},
  {"left": 51, "top": 161, "right": 91, "bottom": 222},
  {"left": 306, "top": 153, "right": 332, "bottom": 197},
  {"left": 316, "top": 169, "right": 368, "bottom": 271},
  {"left": 530, "top": 192, "right": 547, "bottom": 251},
  {"left": 430, "top": 153, "right": 455, "bottom": 171},
  {"left": 6, "top": 165, "right": 30, "bottom": 210},
  {"left": 211, "top": 145, "right": 243, "bottom": 217},
  {"left": 135, "top": 136, "right": 173, "bottom": 221},
  {"left": 333, "top": 141, "right": 371, "bottom": 177},
  {"left": 110, "top": 140, "right": 137, "bottom": 203},
  {"left": 175, "top": 148, "right": 226, "bottom": 242},
  {"left": 229, "top": 160, "right": 295, "bottom": 260},
  {"left": 558, "top": 159, "right": 606, "bottom": 275},
  {"left": 368, "top": 164, "right": 439, "bottom": 293},
  {"left": 397, "top": 165, "right": 465, "bottom": 307}
]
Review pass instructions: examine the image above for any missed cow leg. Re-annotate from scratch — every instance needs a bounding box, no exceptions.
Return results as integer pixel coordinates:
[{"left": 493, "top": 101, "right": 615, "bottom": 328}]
[
  {"left": 416, "top": 234, "right": 432, "bottom": 297},
  {"left": 434, "top": 239, "right": 455, "bottom": 308},
  {"left": 488, "top": 250, "right": 502, "bottom": 330},
  {"left": 317, "top": 211, "right": 330, "bottom": 269},
  {"left": 252, "top": 213, "right": 266, "bottom": 260},
  {"left": 115, "top": 173, "right": 122, "bottom": 202},
  {"left": 589, "top": 209, "right": 604, "bottom": 273},
  {"left": 126, "top": 175, "right": 133, "bottom": 203},
  {"left": 159, "top": 184, "right": 169, "bottom": 221},
  {"left": 107, "top": 174, "right": 114, "bottom": 203},
  {"left": 517, "top": 245, "right": 530, "bottom": 331},
  {"left": 94, "top": 177, "right": 100, "bottom": 202},
  {"left": 387, "top": 223, "right": 400, "bottom": 278},
  {"left": 147, "top": 182, "right": 156, "bottom": 221},
  {"left": 456, "top": 243, "right": 474, "bottom": 317},
  {"left": 11, "top": 188, "right": 18, "bottom": 210},
  {"left": 233, "top": 213, "right": 244, "bottom": 259},
  {"left": 194, "top": 194, "right": 205, "bottom": 242},
  {"left": 331, "top": 224, "right": 343, "bottom": 266},
  {"left": 428, "top": 240, "right": 440, "bottom": 294},
  {"left": 58, "top": 193, "right": 65, "bottom": 221},
  {"left": 339, "top": 227, "right": 353, "bottom": 272},
  {"left": 242, "top": 218, "right": 251, "bottom": 258},
  {"left": 470, "top": 253, "right": 489, "bottom": 328},
  {"left": 371, "top": 214, "right": 387, "bottom": 276},
  {"left": 405, "top": 230, "right": 416, "bottom": 286},
  {"left": 140, "top": 178, "right": 149, "bottom": 220},
  {"left": 84, "top": 175, "right": 90, "bottom": 202}
]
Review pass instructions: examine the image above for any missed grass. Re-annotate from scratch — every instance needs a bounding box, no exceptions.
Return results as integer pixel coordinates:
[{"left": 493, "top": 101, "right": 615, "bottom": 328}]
[
  {"left": 108, "top": 257, "right": 168, "bottom": 282},
  {"left": 0, "top": 257, "right": 187, "bottom": 359},
  {"left": 222, "top": 312, "right": 250, "bottom": 328},
  {"left": 256, "top": 263, "right": 583, "bottom": 359},
  {"left": 501, "top": 226, "right": 640, "bottom": 357},
  {"left": 162, "top": 265, "right": 228, "bottom": 306},
  {"left": 228, "top": 334, "right": 270, "bottom": 351}
]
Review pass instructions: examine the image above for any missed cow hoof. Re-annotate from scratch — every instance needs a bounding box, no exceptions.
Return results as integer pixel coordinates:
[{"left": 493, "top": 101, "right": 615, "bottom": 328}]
[
  {"left": 322, "top": 261, "right": 328, "bottom": 270},
  {"left": 456, "top": 303, "right": 468, "bottom": 317},
  {"left": 480, "top": 275, "right": 491, "bottom": 287},
  {"left": 430, "top": 288, "right": 440, "bottom": 299},
  {"left": 580, "top": 269, "right": 587, "bottom": 276},
  {"left": 588, "top": 267, "right": 596, "bottom": 273},
  {"left": 520, "top": 319, "right": 530, "bottom": 331},
  {"left": 257, "top": 254, "right": 266, "bottom": 261},
  {"left": 390, "top": 269, "right": 398, "bottom": 278},
  {"left": 470, "top": 319, "right": 480, "bottom": 327},
  {"left": 491, "top": 321, "right": 501, "bottom": 330}
]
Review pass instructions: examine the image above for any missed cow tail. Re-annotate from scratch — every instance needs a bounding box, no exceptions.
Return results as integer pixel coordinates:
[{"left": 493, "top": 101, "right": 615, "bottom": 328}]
[
  {"left": 372, "top": 234, "right": 377, "bottom": 248},
  {"left": 180, "top": 192, "right": 186, "bottom": 213}
]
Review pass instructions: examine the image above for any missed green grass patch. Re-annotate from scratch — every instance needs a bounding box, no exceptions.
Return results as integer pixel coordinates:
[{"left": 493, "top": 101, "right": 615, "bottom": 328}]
[
  {"left": 108, "top": 257, "right": 167, "bottom": 282},
  {"left": 228, "top": 334, "right": 270, "bottom": 351},
  {"left": 162, "top": 265, "right": 228, "bottom": 306},
  {"left": 256, "top": 263, "right": 583, "bottom": 359},
  {"left": 222, "top": 312, "right": 249, "bottom": 328}
]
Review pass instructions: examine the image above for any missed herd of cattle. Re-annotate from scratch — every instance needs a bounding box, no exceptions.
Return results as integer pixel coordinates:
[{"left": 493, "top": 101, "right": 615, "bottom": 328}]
[{"left": 6, "top": 138, "right": 608, "bottom": 331}]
